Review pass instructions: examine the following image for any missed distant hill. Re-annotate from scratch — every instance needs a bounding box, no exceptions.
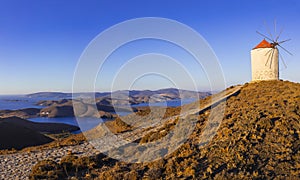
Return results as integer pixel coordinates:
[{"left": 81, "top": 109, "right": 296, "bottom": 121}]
[
  {"left": 31, "top": 88, "right": 210, "bottom": 118},
  {"left": 0, "top": 108, "right": 40, "bottom": 119},
  {"left": 0, "top": 121, "right": 53, "bottom": 150},
  {"left": 0, "top": 117, "right": 80, "bottom": 150},
  {"left": 27, "top": 88, "right": 210, "bottom": 102},
  {"left": 0, "top": 117, "right": 79, "bottom": 134},
  {"left": 27, "top": 92, "right": 72, "bottom": 99}
]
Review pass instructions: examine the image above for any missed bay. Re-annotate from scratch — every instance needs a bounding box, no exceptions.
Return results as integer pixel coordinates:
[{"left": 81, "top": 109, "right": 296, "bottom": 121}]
[{"left": 0, "top": 95, "right": 196, "bottom": 133}]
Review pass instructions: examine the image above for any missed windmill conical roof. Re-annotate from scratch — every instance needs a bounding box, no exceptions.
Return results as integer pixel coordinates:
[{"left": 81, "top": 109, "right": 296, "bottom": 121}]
[{"left": 253, "top": 39, "right": 273, "bottom": 49}]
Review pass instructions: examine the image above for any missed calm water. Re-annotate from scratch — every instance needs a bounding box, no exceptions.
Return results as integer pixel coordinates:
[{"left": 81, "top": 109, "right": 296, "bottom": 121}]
[
  {"left": 0, "top": 95, "right": 196, "bottom": 133},
  {"left": 28, "top": 117, "right": 104, "bottom": 134}
]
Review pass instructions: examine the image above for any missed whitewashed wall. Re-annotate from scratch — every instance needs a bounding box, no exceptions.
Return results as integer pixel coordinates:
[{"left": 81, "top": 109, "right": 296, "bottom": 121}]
[{"left": 251, "top": 48, "right": 279, "bottom": 81}]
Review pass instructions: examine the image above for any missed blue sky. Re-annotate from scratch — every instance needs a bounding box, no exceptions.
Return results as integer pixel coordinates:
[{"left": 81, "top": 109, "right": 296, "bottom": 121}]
[{"left": 0, "top": 0, "right": 299, "bottom": 94}]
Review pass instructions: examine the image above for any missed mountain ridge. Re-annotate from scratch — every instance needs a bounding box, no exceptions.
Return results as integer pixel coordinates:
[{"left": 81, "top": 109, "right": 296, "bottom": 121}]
[{"left": 27, "top": 88, "right": 211, "bottom": 99}]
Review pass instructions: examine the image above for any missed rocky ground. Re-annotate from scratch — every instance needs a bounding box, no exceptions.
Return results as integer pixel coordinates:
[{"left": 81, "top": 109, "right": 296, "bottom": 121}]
[
  {"left": 0, "top": 142, "right": 98, "bottom": 180},
  {"left": 26, "top": 80, "right": 300, "bottom": 179},
  {"left": 0, "top": 86, "right": 241, "bottom": 179},
  {"left": 4, "top": 81, "right": 300, "bottom": 179}
]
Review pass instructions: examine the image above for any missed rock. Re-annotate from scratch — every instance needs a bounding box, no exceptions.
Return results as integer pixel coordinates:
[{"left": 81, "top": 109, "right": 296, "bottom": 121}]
[{"left": 98, "top": 111, "right": 117, "bottom": 119}]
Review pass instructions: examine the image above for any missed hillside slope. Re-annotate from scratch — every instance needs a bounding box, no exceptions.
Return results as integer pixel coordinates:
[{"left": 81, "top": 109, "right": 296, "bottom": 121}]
[
  {"left": 199, "top": 80, "right": 300, "bottom": 179},
  {"left": 0, "top": 117, "right": 80, "bottom": 150},
  {"left": 0, "top": 117, "right": 79, "bottom": 134},
  {"left": 0, "top": 121, "right": 53, "bottom": 150},
  {"left": 30, "top": 80, "right": 300, "bottom": 179}
]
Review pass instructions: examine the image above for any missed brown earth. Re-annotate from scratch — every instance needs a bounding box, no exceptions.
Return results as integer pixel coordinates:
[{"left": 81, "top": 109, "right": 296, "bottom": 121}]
[
  {"left": 29, "top": 80, "right": 300, "bottom": 179},
  {"left": 0, "top": 117, "right": 80, "bottom": 150},
  {"left": 0, "top": 121, "right": 53, "bottom": 150},
  {"left": 0, "top": 117, "right": 79, "bottom": 134}
]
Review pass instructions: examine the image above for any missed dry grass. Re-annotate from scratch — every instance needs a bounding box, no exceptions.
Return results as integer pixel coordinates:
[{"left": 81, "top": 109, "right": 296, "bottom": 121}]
[
  {"left": 30, "top": 80, "right": 300, "bottom": 179},
  {"left": 139, "top": 117, "right": 179, "bottom": 144},
  {"left": 0, "top": 114, "right": 135, "bottom": 154},
  {"left": 104, "top": 117, "right": 133, "bottom": 134}
]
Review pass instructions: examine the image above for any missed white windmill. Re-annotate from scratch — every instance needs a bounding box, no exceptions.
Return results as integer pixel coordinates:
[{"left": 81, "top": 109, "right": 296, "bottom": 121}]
[{"left": 251, "top": 22, "right": 292, "bottom": 81}]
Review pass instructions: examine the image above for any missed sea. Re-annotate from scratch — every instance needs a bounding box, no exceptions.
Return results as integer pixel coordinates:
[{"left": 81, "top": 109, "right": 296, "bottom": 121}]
[{"left": 0, "top": 95, "right": 195, "bottom": 133}]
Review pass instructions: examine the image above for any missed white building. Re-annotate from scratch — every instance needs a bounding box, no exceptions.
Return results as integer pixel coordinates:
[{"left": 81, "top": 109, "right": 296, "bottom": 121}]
[{"left": 251, "top": 39, "right": 279, "bottom": 81}]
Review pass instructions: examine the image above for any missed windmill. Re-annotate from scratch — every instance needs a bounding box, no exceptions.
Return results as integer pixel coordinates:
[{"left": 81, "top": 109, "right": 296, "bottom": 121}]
[{"left": 250, "top": 21, "right": 292, "bottom": 81}]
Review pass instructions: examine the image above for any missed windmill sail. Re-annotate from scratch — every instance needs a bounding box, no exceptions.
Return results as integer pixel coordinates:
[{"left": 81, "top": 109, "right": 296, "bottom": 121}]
[{"left": 251, "top": 21, "right": 292, "bottom": 81}]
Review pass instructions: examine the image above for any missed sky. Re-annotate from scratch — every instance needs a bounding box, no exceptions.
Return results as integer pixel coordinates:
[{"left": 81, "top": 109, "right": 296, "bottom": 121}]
[{"left": 0, "top": 0, "right": 300, "bottom": 94}]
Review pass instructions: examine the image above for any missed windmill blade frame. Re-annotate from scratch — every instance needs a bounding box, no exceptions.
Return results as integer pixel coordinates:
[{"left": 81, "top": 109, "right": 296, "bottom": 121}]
[
  {"left": 274, "top": 19, "right": 277, "bottom": 40},
  {"left": 278, "top": 39, "right": 291, "bottom": 44},
  {"left": 278, "top": 44, "right": 293, "bottom": 56},
  {"left": 256, "top": 31, "right": 273, "bottom": 42},
  {"left": 264, "top": 48, "right": 273, "bottom": 66},
  {"left": 269, "top": 48, "right": 275, "bottom": 68},
  {"left": 264, "top": 21, "right": 274, "bottom": 41},
  {"left": 276, "top": 27, "right": 284, "bottom": 42},
  {"left": 279, "top": 52, "right": 288, "bottom": 69},
  {"left": 255, "top": 21, "right": 292, "bottom": 71}
]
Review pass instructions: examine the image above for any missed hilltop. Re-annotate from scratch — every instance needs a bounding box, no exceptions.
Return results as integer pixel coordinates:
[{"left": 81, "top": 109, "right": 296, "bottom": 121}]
[
  {"left": 13, "top": 80, "right": 300, "bottom": 179},
  {"left": 0, "top": 117, "right": 79, "bottom": 150},
  {"left": 0, "top": 120, "right": 53, "bottom": 150}
]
